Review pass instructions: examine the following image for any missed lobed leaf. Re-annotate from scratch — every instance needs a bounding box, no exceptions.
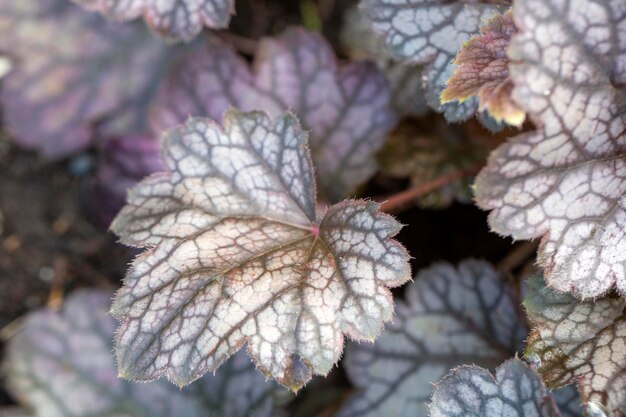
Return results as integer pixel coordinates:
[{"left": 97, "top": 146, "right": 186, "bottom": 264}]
[
  {"left": 429, "top": 358, "right": 561, "bottom": 417},
  {"left": 524, "top": 275, "right": 626, "bottom": 416},
  {"left": 360, "top": 0, "right": 507, "bottom": 121},
  {"left": 3, "top": 290, "right": 286, "bottom": 417},
  {"left": 153, "top": 28, "right": 397, "bottom": 202},
  {"left": 340, "top": 6, "right": 429, "bottom": 117},
  {"left": 441, "top": 10, "right": 525, "bottom": 126},
  {"left": 337, "top": 260, "right": 526, "bottom": 417},
  {"left": 111, "top": 109, "right": 411, "bottom": 391},
  {"left": 72, "top": 0, "right": 234, "bottom": 41},
  {"left": 0, "top": 0, "right": 170, "bottom": 158},
  {"left": 475, "top": 0, "right": 626, "bottom": 298}
]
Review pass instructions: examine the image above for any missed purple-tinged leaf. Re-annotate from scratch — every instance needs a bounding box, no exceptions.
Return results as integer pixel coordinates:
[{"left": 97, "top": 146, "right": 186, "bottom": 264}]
[
  {"left": 111, "top": 110, "right": 411, "bottom": 391},
  {"left": 0, "top": 0, "right": 170, "bottom": 159},
  {"left": 72, "top": 0, "right": 234, "bottom": 41},
  {"left": 524, "top": 275, "right": 626, "bottom": 416},
  {"left": 340, "top": 7, "right": 429, "bottom": 117},
  {"left": 337, "top": 260, "right": 526, "bottom": 417},
  {"left": 360, "top": 0, "right": 507, "bottom": 121},
  {"left": 153, "top": 28, "right": 397, "bottom": 202},
  {"left": 475, "top": 0, "right": 626, "bottom": 298},
  {"left": 429, "top": 359, "right": 561, "bottom": 417},
  {"left": 441, "top": 10, "right": 525, "bottom": 127},
  {"left": 93, "top": 135, "right": 163, "bottom": 226},
  {"left": 3, "top": 290, "right": 287, "bottom": 417}
]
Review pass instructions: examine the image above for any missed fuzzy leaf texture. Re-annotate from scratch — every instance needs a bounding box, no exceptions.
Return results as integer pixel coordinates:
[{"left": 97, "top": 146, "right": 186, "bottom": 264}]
[
  {"left": 525, "top": 275, "right": 626, "bottom": 416},
  {"left": 0, "top": 0, "right": 170, "bottom": 158},
  {"left": 340, "top": 6, "right": 429, "bottom": 117},
  {"left": 72, "top": 0, "right": 234, "bottom": 41},
  {"left": 429, "top": 359, "right": 562, "bottom": 417},
  {"left": 360, "top": 0, "right": 507, "bottom": 121},
  {"left": 153, "top": 28, "right": 397, "bottom": 202},
  {"left": 475, "top": 0, "right": 626, "bottom": 298},
  {"left": 3, "top": 290, "right": 286, "bottom": 417},
  {"left": 441, "top": 10, "right": 525, "bottom": 127},
  {"left": 111, "top": 109, "right": 411, "bottom": 391},
  {"left": 337, "top": 260, "right": 526, "bottom": 417}
]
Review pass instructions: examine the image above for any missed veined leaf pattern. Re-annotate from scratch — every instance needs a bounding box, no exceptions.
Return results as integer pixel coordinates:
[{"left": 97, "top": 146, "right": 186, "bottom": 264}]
[
  {"left": 3, "top": 290, "right": 287, "bottom": 417},
  {"left": 337, "top": 260, "right": 526, "bottom": 417},
  {"left": 360, "top": 0, "right": 508, "bottom": 121},
  {"left": 429, "top": 359, "right": 561, "bottom": 417},
  {"left": 111, "top": 110, "right": 411, "bottom": 391},
  {"left": 525, "top": 275, "right": 626, "bottom": 416},
  {"left": 475, "top": 0, "right": 626, "bottom": 298},
  {"left": 0, "top": 0, "right": 171, "bottom": 158},
  {"left": 153, "top": 28, "right": 397, "bottom": 202},
  {"left": 72, "top": 0, "right": 234, "bottom": 41}
]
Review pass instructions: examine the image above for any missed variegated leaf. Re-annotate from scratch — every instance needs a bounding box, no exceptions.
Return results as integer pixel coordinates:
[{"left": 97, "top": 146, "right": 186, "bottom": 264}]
[
  {"left": 111, "top": 110, "right": 411, "bottom": 391},
  {"left": 153, "top": 28, "right": 397, "bottom": 202},
  {"left": 441, "top": 10, "right": 525, "bottom": 126},
  {"left": 525, "top": 275, "right": 626, "bottom": 416},
  {"left": 475, "top": 0, "right": 626, "bottom": 298},
  {"left": 337, "top": 260, "right": 526, "bottom": 417},
  {"left": 340, "top": 6, "right": 429, "bottom": 117},
  {"left": 0, "top": 0, "right": 170, "bottom": 158},
  {"left": 3, "top": 290, "right": 286, "bottom": 417},
  {"left": 429, "top": 359, "right": 561, "bottom": 417},
  {"left": 72, "top": 0, "right": 234, "bottom": 41},
  {"left": 360, "top": 0, "right": 507, "bottom": 121}
]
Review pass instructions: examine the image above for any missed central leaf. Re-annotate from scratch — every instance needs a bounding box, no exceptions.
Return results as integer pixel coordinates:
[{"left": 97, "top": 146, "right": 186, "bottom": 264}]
[{"left": 111, "top": 110, "right": 411, "bottom": 391}]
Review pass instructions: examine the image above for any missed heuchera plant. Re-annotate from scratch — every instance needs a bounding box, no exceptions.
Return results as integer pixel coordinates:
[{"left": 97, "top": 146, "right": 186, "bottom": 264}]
[{"left": 0, "top": 0, "right": 624, "bottom": 415}]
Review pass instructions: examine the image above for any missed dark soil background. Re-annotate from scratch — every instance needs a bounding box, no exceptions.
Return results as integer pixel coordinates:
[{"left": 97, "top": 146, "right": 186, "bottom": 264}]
[{"left": 0, "top": 0, "right": 531, "bottom": 413}]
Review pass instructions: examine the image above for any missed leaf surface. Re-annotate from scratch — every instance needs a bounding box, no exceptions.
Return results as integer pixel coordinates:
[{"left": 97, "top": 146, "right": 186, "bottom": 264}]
[
  {"left": 429, "top": 358, "right": 561, "bottom": 417},
  {"left": 3, "top": 290, "right": 286, "bottom": 417},
  {"left": 441, "top": 10, "right": 524, "bottom": 126},
  {"left": 340, "top": 6, "right": 429, "bottom": 117},
  {"left": 94, "top": 135, "right": 163, "bottom": 225},
  {"left": 360, "top": 0, "right": 506, "bottom": 121},
  {"left": 111, "top": 109, "right": 411, "bottom": 390},
  {"left": 475, "top": 0, "right": 626, "bottom": 298},
  {"left": 525, "top": 275, "right": 626, "bottom": 416},
  {"left": 0, "top": 0, "right": 170, "bottom": 158},
  {"left": 153, "top": 28, "right": 397, "bottom": 202},
  {"left": 337, "top": 260, "right": 526, "bottom": 417},
  {"left": 72, "top": 0, "right": 234, "bottom": 41}
]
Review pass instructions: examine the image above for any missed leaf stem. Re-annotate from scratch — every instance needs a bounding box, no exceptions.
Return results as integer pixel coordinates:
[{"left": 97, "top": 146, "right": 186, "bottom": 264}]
[{"left": 379, "top": 169, "right": 473, "bottom": 213}]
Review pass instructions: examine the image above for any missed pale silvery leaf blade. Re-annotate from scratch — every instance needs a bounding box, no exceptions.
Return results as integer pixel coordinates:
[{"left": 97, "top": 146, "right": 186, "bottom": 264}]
[
  {"left": 71, "top": 0, "right": 234, "bottom": 41},
  {"left": 340, "top": 6, "right": 430, "bottom": 117},
  {"left": 0, "top": 0, "right": 170, "bottom": 158},
  {"left": 152, "top": 28, "right": 397, "bottom": 202},
  {"left": 429, "top": 359, "right": 561, "bottom": 417},
  {"left": 3, "top": 290, "right": 286, "bottom": 417},
  {"left": 359, "top": 0, "right": 505, "bottom": 121},
  {"left": 475, "top": 0, "right": 626, "bottom": 298},
  {"left": 111, "top": 109, "right": 411, "bottom": 390},
  {"left": 524, "top": 275, "right": 626, "bottom": 416},
  {"left": 337, "top": 260, "right": 526, "bottom": 417}
]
